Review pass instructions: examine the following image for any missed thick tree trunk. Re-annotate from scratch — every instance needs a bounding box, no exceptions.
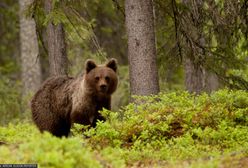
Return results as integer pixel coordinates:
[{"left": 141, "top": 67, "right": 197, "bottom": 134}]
[
  {"left": 125, "top": 0, "right": 159, "bottom": 96},
  {"left": 45, "top": 0, "right": 68, "bottom": 76},
  {"left": 19, "top": 0, "right": 41, "bottom": 96}
]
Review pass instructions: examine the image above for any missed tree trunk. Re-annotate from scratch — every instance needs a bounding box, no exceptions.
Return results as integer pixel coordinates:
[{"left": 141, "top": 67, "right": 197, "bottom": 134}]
[
  {"left": 205, "top": 72, "right": 219, "bottom": 92},
  {"left": 45, "top": 0, "right": 68, "bottom": 76},
  {"left": 19, "top": 0, "right": 41, "bottom": 96},
  {"left": 183, "top": 0, "right": 219, "bottom": 94},
  {"left": 184, "top": 48, "right": 219, "bottom": 94},
  {"left": 125, "top": 0, "right": 159, "bottom": 96},
  {"left": 184, "top": 57, "right": 206, "bottom": 94}
]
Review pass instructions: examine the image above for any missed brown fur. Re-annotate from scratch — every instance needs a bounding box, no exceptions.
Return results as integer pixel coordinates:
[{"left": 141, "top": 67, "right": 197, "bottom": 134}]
[{"left": 31, "top": 59, "right": 118, "bottom": 137}]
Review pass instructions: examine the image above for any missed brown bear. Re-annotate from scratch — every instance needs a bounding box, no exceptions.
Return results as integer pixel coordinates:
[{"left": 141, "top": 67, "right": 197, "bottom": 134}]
[{"left": 31, "top": 58, "right": 118, "bottom": 137}]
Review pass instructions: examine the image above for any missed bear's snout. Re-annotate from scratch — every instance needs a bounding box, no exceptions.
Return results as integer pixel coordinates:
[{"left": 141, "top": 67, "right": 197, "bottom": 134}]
[{"left": 100, "top": 84, "right": 108, "bottom": 92}]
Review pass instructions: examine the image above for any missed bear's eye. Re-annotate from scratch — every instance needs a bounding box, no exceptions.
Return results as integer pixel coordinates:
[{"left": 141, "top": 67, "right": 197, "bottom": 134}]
[
  {"left": 105, "top": 76, "right": 110, "bottom": 82},
  {"left": 95, "top": 76, "right": 100, "bottom": 81}
]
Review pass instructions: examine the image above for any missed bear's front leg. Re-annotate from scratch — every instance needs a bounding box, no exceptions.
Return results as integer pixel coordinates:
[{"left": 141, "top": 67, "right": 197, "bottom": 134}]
[
  {"left": 91, "top": 112, "right": 106, "bottom": 128},
  {"left": 71, "top": 109, "right": 92, "bottom": 126}
]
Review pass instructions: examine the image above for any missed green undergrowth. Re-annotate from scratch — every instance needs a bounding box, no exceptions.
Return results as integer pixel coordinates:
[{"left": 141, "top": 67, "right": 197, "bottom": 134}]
[{"left": 0, "top": 89, "right": 248, "bottom": 168}]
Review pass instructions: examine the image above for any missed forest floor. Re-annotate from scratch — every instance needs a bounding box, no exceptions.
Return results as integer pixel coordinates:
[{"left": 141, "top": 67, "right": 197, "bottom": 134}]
[{"left": 0, "top": 90, "right": 248, "bottom": 168}]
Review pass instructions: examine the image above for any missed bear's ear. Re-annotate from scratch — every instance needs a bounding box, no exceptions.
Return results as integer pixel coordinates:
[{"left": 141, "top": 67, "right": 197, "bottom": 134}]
[
  {"left": 85, "top": 59, "right": 97, "bottom": 73},
  {"left": 106, "top": 58, "right": 117, "bottom": 72}
]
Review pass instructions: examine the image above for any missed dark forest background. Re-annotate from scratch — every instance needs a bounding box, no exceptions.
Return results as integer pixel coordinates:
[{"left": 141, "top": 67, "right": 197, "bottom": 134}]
[{"left": 0, "top": 0, "right": 247, "bottom": 124}]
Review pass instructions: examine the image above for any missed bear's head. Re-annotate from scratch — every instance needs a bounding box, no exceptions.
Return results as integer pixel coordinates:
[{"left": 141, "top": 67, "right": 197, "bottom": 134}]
[{"left": 84, "top": 58, "right": 118, "bottom": 96}]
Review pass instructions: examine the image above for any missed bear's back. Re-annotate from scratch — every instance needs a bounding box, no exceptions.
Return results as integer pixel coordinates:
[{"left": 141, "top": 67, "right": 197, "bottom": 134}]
[
  {"left": 31, "top": 76, "right": 75, "bottom": 136},
  {"left": 32, "top": 76, "right": 74, "bottom": 105}
]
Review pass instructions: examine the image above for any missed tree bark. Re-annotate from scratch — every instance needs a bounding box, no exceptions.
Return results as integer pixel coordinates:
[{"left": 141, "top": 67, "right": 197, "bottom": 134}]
[
  {"left": 125, "top": 0, "right": 159, "bottom": 96},
  {"left": 205, "top": 72, "right": 219, "bottom": 92},
  {"left": 45, "top": 0, "right": 68, "bottom": 76},
  {"left": 184, "top": 45, "right": 219, "bottom": 94},
  {"left": 184, "top": 57, "right": 206, "bottom": 94},
  {"left": 19, "top": 0, "right": 42, "bottom": 96}
]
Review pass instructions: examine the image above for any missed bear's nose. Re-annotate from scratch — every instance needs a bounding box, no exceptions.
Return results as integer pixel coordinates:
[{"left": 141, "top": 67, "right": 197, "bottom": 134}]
[{"left": 100, "top": 84, "right": 107, "bottom": 91}]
